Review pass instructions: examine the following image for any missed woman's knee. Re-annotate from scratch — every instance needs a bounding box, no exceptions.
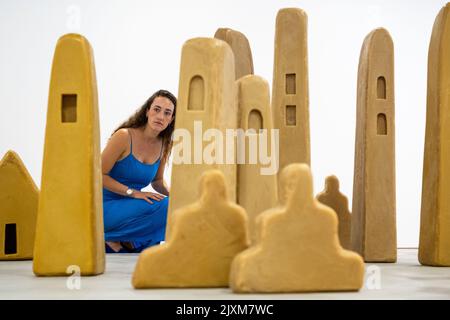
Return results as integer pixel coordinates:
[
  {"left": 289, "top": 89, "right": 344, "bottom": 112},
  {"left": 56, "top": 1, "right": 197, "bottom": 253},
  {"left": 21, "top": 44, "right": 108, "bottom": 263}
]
[
  {"left": 159, "top": 197, "right": 169, "bottom": 223},
  {"left": 158, "top": 196, "right": 169, "bottom": 211},
  {"left": 144, "top": 196, "right": 169, "bottom": 214}
]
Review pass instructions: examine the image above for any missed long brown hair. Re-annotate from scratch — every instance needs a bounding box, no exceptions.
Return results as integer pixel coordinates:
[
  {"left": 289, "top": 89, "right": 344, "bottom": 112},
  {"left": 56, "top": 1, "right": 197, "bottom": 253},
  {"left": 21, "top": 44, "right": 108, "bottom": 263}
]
[{"left": 113, "top": 89, "right": 177, "bottom": 165}]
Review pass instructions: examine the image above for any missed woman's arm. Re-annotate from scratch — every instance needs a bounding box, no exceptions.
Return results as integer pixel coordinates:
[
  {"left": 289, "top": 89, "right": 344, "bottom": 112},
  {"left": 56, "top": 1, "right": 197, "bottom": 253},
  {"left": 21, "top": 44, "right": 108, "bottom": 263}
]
[
  {"left": 102, "top": 129, "right": 166, "bottom": 203},
  {"left": 102, "top": 129, "right": 131, "bottom": 196},
  {"left": 151, "top": 153, "right": 170, "bottom": 196}
]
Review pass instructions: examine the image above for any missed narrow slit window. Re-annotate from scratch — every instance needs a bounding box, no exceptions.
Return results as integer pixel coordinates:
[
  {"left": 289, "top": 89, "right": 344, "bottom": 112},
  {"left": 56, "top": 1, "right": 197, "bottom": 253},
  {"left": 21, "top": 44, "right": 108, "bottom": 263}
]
[
  {"left": 4, "top": 223, "right": 17, "bottom": 255},
  {"left": 61, "top": 94, "right": 77, "bottom": 123},
  {"left": 286, "top": 73, "right": 296, "bottom": 94},
  {"left": 188, "top": 76, "right": 204, "bottom": 111},
  {"left": 377, "top": 76, "right": 386, "bottom": 99},
  {"left": 286, "top": 105, "right": 296, "bottom": 126},
  {"left": 377, "top": 113, "right": 387, "bottom": 135},
  {"left": 248, "top": 109, "right": 263, "bottom": 131}
]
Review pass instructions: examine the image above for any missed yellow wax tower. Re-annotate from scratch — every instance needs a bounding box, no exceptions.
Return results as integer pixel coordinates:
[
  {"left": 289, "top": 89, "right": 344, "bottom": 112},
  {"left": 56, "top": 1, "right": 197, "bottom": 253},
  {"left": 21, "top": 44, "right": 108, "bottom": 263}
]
[
  {"left": 352, "top": 28, "right": 397, "bottom": 263},
  {"left": 0, "top": 151, "right": 38, "bottom": 260},
  {"left": 419, "top": 3, "right": 450, "bottom": 266},
  {"left": 167, "top": 38, "right": 237, "bottom": 237},
  {"left": 271, "top": 8, "right": 310, "bottom": 171},
  {"left": 214, "top": 28, "right": 254, "bottom": 80},
  {"left": 33, "top": 34, "right": 105, "bottom": 276},
  {"left": 236, "top": 75, "right": 277, "bottom": 243}
]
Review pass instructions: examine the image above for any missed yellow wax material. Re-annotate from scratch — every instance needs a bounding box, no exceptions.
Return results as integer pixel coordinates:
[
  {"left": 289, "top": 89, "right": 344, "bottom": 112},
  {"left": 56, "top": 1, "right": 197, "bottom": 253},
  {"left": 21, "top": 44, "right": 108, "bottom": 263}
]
[
  {"left": 272, "top": 8, "right": 311, "bottom": 169},
  {"left": 317, "top": 175, "right": 352, "bottom": 251},
  {"left": 0, "top": 151, "right": 38, "bottom": 260},
  {"left": 352, "top": 28, "right": 397, "bottom": 263},
  {"left": 419, "top": 3, "right": 450, "bottom": 266},
  {"left": 33, "top": 33, "right": 105, "bottom": 276},
  {"left": 167, "top": 37, "right": 237, "bottom": 238},
  {"left": 230, "top": 164, "right": 365, "bottom": 293},
  {"left": 132, "top": 170, "right": 249, "bottom": 288},
  {"left": 214, "top": 27, "right": 254, "bottom": 80},
  {"left": 236, "top": 75, "right": 277, "bottom": 244}
]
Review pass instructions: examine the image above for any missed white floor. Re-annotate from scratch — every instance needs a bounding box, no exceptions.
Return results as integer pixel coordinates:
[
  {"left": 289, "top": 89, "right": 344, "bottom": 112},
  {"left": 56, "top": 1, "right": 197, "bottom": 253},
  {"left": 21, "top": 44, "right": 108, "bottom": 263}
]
[{"left": 0, "top": 249, "right": 449, "bottom": 300}]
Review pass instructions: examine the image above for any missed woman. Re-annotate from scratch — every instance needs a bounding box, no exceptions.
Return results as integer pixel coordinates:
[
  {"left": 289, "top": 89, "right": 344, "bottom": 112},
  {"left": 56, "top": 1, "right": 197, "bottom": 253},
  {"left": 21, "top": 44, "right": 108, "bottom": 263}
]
[{"left": 101, "top": 89, "right": 176, "bottom": 253}]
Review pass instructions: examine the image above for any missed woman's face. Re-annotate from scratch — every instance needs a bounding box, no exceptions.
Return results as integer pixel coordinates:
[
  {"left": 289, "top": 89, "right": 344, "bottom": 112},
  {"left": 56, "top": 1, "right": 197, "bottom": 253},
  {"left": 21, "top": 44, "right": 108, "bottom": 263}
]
[{"left": 146, "top": 96, "right": 175, "bottom": 132}]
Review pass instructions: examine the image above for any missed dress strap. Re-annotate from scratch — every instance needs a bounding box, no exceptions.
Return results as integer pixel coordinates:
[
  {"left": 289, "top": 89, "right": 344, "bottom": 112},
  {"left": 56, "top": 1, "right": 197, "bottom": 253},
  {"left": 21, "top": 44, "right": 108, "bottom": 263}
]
[
  {"left": 127, "top": 128, "right": 133, "bottom": 153},
  {"left": 158, "top": 140, "right": 164, "bottom": 160}
]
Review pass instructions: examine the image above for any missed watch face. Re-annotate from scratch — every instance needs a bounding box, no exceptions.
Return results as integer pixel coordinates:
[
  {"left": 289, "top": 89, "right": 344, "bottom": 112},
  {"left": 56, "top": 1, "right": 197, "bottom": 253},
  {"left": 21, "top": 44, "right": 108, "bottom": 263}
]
[{"left": 127, "top": 189, "right": 132, "bottom": 195}]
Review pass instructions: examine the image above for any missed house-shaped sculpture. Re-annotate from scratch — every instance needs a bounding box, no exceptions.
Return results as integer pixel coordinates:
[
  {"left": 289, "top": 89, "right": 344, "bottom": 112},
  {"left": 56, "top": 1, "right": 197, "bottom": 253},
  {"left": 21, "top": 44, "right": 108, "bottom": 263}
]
[{"left": 0, "top": 150, "right": 38, "bottom": 260}]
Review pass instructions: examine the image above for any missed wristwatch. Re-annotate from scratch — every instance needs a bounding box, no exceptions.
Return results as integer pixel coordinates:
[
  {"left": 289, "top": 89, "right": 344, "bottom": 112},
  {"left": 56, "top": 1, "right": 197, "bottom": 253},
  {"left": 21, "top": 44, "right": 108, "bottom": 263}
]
[{"left": 126, "top": 188, "right": 134, "bottom": 196}]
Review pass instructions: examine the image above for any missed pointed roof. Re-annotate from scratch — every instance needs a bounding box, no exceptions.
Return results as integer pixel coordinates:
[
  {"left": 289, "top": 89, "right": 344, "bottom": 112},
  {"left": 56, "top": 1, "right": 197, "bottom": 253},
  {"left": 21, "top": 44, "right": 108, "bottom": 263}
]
[{"left": 0, "top": 150, "right": 39, "bottom": 192}]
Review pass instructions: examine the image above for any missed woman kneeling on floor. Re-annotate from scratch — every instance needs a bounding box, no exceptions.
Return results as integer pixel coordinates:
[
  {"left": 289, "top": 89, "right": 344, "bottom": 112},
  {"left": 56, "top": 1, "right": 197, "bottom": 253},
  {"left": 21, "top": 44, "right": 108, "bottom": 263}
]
[{"left": 101, "top": 89, "right": 176, "bottom": 253}]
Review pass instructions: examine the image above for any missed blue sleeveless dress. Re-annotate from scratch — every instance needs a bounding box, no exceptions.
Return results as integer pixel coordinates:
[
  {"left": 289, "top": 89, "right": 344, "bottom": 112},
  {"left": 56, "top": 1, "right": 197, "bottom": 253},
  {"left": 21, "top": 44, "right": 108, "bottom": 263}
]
[{"left": 102, "top": 130, "right": 169, "bottom": 251}]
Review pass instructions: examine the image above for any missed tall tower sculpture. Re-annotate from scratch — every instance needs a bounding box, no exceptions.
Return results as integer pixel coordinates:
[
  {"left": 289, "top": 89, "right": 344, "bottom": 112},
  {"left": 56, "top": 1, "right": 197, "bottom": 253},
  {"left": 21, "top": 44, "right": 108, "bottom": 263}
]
[
  {"left": 419, "top": 3, "right": 450, "bottom": 266},
  {"left": 236, "top": 75, "right": 277, "bottom": 243},
  {"left": 352, "top": 28, "right": 397, "bottom": 263},
  {"left": 33, "top": 34, "right": 105, "bottom": 276},
  {"left": 214, "top": 28, "right": 254, "bottom": 80},
  {"left": 167, "top": 38, "right": 237, "bottom": 237},
  {"left": 271, "top": 8, "right": 310, "bottom": 172}
]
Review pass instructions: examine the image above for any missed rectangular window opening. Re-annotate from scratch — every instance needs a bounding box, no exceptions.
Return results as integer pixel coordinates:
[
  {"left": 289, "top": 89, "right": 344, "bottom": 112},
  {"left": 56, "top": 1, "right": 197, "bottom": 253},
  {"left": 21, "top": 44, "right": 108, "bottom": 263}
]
[
  {"left": 286, "top": 73, "right": 296, "bottom": 95},
  {"left": 5, "top": 223, "right": 17, "bottom": 255},
  {"left": 286, "top": 105, "right": 297, "bottom": 126},
  {"left": 62, "top": 94, "right": 77, "bottom": 123}
]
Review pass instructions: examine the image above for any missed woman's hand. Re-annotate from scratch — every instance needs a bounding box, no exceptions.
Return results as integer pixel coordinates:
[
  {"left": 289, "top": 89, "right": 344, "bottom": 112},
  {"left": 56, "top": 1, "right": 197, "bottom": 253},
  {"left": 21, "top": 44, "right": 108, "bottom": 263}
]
[{"left": 132, "top": 190, "right": 166, "bottom": 204}]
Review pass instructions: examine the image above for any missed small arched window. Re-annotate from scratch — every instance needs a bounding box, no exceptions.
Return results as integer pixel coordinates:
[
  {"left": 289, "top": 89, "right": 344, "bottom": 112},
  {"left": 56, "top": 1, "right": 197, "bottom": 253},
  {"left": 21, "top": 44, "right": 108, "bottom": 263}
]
[
  {"left": 248, "top": 109, "right": 263, "bottom": 131},
  {"left": 188, "top": 76, "right": 204, "bottom": 111},
  {"left": 377, "top": 76, "right": 386, "bottom": 99},
  {"left": 377, "top": 113, "right": 387, "bottom": 135}
]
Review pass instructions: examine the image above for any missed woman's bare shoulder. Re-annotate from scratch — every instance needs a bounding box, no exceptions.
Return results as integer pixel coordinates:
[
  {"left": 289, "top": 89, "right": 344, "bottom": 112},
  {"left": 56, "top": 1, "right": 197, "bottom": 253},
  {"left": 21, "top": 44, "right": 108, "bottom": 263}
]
[
  {"left": 111, "top": 128, "right": 130, "bottom": 141},
  {"left": 107, "top": 128, "right": 131, "bottom": 151}
]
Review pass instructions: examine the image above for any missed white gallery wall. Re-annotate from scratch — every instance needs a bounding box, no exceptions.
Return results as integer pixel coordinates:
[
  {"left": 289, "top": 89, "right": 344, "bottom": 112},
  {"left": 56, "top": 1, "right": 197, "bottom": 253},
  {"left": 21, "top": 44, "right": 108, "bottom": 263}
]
[{"left": 0, "top": 0, "right": 444, "bottom": 247}]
